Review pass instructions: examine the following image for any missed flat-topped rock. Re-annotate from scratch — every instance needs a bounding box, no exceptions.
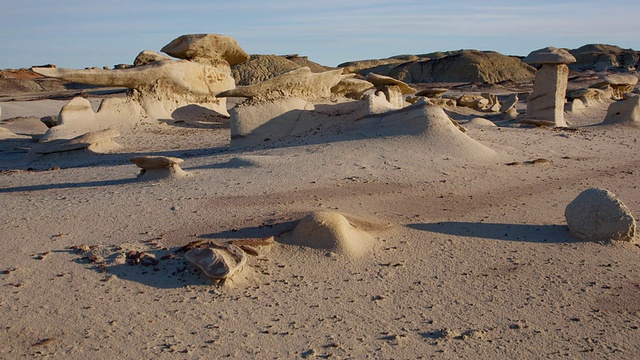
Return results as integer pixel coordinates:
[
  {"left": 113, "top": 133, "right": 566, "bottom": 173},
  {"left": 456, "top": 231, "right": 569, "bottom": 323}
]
[
  {"left": 130, "top": 156, "right": 184, "bottom": 170},
  {"left": 130, "top": 156, "right": 187, "bottom": 180},
  {"left": 599, "top": 73, "right": 639, "bottom": 86},
  {"left": 522, "top": 47, "right": 576, "bottom": 65},
  {"left": 415, "top": 88, "right": 448, "bottom": 98},
  {"left": 161, "top": 34, "right": 250, "bottom": 66}
]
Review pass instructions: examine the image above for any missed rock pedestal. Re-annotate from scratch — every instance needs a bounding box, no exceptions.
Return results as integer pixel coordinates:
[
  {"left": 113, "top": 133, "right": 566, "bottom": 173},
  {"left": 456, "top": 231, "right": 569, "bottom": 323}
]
[{"left": 522, "top": 47, "right": 577, "bottom": 127}]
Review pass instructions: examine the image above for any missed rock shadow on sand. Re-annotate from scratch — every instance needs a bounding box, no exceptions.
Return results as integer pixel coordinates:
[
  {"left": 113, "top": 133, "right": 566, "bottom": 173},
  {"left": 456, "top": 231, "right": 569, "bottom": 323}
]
[
  {"left": 408, "top": 222, "right": 576, "bottom": 243},
  {"left": 68, "top": 247, "right": 213, "bottom": 289}
]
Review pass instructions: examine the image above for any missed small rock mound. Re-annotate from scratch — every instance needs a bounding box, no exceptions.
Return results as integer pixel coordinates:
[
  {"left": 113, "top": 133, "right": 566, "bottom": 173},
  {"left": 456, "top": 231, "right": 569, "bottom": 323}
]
[
  {"left": 279, "top": 211, "right": 379, "bottom": 257},
  {"left": 602, "top": 94, "right": 640, "bottom": 126},
  {"left": 184, "top": 244, "right": 247, "bottom": 280},
  {"left": 565, "top": 188, "right": 636, "bottom": 242},
  {"left": 130, "top": 156, "right": 188, "bottom": 180}
]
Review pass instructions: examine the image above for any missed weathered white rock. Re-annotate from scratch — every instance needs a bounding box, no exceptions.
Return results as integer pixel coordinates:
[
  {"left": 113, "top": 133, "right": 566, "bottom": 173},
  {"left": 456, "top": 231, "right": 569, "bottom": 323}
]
[
  {"left": 364, "top": 73, "right": 416, "bottom": 95},
  {"left": 31, "top": 129, "right": 121, "bottom": 154},
  {"left": 602, "top": 94, "right": 640, "bottom": 126},
  {"left": 457, "top": 94, "right": 489, "bottom": 110},
  {"left": 58, "top": 97, "right": 96, "bottom": 127},
  {"left": 130, "top": 156, "right": 188, "bottom": 180},
  {"left": 565, "top": 98, "right": 586, "bottom": 113},
  {"left": 229, "top": 97, "right": 315, "bottom": 148},
  {"left": 525, "top": 64, "right": 570, "bottom": 127},
  {"left": 465, "top": 117, "right": 497, "bottom": 128},
  {"left": 565, "top": 188, "right": 636, "bottom": 241},
  {"left": 32, "top": 34, "right": 249, "bottom": 121},
  {"left": 184, "top": 244, "right": 247, "bottom": 280},
  {"left": 330, "top": 77, "right": 374, "bottom": 99}
]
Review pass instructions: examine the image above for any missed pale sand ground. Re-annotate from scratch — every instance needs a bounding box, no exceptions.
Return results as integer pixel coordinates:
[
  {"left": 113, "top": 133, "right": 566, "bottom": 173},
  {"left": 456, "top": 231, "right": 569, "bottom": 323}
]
[{"left": 1, "top": 90, "right": 640, "bottom": 359}]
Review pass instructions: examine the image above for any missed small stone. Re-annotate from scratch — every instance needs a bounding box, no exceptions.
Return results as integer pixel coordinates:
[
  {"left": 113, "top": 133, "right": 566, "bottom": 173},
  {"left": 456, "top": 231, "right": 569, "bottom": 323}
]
[{"left": 185, "top": 244, "right": 247, "bottom": 280}]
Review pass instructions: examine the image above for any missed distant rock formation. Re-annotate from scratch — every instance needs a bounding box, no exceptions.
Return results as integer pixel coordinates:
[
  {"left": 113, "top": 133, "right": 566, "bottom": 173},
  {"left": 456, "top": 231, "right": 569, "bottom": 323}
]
[
  {"left": 339, "top": 50, "right": 536, "bottom": 84},
  {"left": 32, "top": 34, "right": 249, "bottom": 120},
  {"left": 569, "top": 44, "right": 639, "bottom": 71},
  {"left": 231, "top": 54, "right": 329, "bottom": 86}
]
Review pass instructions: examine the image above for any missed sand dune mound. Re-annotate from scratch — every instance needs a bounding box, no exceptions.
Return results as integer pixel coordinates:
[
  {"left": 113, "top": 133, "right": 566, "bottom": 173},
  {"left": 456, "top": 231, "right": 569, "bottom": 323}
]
[
  {"left": 279, "top": 211, "right": 385, "bottom": 257},
  {"left": 349, "top": 100, "right": 497, "bottom": 161}
]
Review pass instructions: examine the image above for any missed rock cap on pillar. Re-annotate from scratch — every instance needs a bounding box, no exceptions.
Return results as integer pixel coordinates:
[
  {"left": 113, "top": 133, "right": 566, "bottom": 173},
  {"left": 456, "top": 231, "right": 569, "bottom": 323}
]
[{"left": 522, "top": 47, "right": 577, "bottom": 65}]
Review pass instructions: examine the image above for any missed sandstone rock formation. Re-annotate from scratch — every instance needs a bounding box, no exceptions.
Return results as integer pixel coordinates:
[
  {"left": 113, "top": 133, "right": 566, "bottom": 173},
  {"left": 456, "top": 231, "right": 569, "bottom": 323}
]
[
  {"left": 569, "top": 44, "right": 639, "bottom": 71},
  {"left": 219, "top": 67, "right": 344, "bottom": 102},
  {"left": 595, "top": 73, "right": 638, "bottom": 99},
  {"left": 522, "top": 47, "right": 577, "bottom": 127},
  {"left": 160, "top": 34, "right": 250, "bottom": 66},
  {"left": 231, "top": 54, "right": 329, "bottom": 86},
  {"left": 365, "top": 73, "right": 416, "bottom": 109},
  {"left": 500, "top": 93, "right": 519, "bottom": 116},
  {"left": 218, "top": 67, "right": 346, "bottom": 148},
  {"left": 130, "top": 156, "right": 188, "bottom": 180},
  {"left": 133, "top": 50, "right": 172, "bottom": 66},
  {"left": 602, "top": 94, "right": 640, "bottom": 126},
  {"left": 30, "top": 128, "right": 121, "bottom": 155},
  {"left": 330, "top": 77, "right": 374, "bottom": 99},
  {"left": 184, "top": 244, "right": 247, "bottom": 280},
  {"left": 565, "top": 188, "right": 636, "bottom": 241},
  {"left": 388, "top": 50, "right": 535, "bottom": 83},
  {"left": 32, "top": 34, "right": 249, "bottom": 120}
]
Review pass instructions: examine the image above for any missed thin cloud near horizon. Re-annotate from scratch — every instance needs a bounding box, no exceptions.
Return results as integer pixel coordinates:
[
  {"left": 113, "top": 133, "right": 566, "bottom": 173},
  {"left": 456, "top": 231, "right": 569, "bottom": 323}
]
[{"left": 1, "top": 0, "right": 638, "bottom": 69}]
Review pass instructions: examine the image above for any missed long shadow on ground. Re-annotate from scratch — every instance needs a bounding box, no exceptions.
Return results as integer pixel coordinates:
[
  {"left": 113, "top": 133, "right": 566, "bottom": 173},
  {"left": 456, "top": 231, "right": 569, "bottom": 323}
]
[{"left": 408, "top": 222, "right": 576, "bottom": 243}]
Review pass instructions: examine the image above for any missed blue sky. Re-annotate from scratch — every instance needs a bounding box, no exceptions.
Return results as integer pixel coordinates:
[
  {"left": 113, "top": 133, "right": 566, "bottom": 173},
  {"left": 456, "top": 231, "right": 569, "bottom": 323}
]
[{"left": 1, "top": 0, "right": 638, "bottom": 69}]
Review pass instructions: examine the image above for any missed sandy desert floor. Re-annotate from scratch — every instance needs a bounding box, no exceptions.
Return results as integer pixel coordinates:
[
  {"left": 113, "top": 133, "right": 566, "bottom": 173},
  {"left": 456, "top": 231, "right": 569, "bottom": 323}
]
[{"left": 1, "top": 84, "right": 640, "bottom": 359}]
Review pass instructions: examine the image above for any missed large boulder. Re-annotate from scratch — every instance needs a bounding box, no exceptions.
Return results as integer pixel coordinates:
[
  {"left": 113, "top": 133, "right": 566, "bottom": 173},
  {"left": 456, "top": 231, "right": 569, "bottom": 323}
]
[
  {"left": 160, "top": 34, "right": 250, "bottom": 65},
  {"left": 388, "top": 50, "right": 536, "bottom": 83},
  {"left": 565, "top": 188, "right": 636, "bottom": 242},
  {"left": 602, "top": 94, "right": 640, "bottom": 126}
]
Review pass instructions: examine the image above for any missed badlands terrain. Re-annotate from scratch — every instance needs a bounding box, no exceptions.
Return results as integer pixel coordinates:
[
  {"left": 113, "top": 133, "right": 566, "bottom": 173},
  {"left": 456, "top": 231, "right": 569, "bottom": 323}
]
[{"left": 1, "top": 37, "right": 640, "bottom": 358}]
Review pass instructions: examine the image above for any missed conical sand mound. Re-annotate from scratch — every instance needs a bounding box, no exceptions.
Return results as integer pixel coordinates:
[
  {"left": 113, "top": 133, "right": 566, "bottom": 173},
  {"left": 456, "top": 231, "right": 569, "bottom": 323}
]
[
  {"left": 279, "top": 211, "right": 381, "bottom": 257},
  {"left": 354, "top": 99, "right": 497, "bottom": 161}
]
